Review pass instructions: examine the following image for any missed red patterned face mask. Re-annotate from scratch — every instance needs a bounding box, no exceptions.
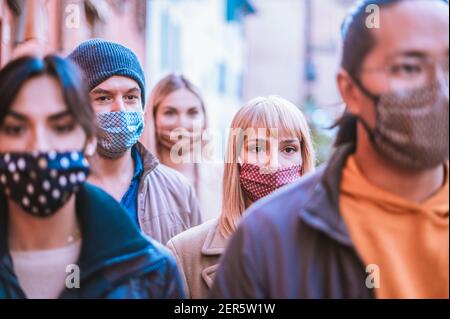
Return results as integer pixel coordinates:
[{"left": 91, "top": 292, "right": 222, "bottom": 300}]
[{"left": 240, "top": 163, "right": 302, "bottom": 202}]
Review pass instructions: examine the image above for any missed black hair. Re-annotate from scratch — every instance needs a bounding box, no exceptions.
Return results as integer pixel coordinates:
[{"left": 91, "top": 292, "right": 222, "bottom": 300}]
[
  {"left": 334, "top": 0, "right": 448, "bottom": 146},
  {"left": 0, "top": 55, "right": 96, "bottom": 139}
]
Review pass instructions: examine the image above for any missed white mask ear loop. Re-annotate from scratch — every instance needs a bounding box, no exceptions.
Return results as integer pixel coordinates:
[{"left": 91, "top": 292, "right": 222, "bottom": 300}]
[{"left": 83, "top": 138, "right": 97, "bottom": 158}]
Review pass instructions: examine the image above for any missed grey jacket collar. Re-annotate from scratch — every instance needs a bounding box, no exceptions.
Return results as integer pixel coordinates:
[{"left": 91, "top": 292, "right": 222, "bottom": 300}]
[
  {"left": 300, "top": 143, "right": 356, "bottom": 247},
  {"left": 135, "top": 142, "right": 159, "bottom": 176}
]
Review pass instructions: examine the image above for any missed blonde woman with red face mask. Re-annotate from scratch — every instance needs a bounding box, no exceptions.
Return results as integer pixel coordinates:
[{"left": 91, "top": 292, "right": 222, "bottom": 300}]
[
  {"left": 141, "top": 74, "right": 223, "bottom": 223},
  {"left": 166, "top": 96, "right": 316, "bottom": 298}
]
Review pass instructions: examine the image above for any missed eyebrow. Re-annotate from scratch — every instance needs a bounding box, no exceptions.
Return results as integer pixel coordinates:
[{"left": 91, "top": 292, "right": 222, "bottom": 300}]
[
  {"left": 6, "top": 111, "right": 28, "bottom": 121},
  {"left": 5, "top": 110, "right": 72, "bottom": 122},
  {"left": 280, "top": 139, "right": 300, "bottom": 144},
  {"left": 247, "top": 138, "right": 268, "bottom": 143},
  {"left": 389, "top": 50, "right": 431, "bottom": 60},
  {"left": 125, "top": 87, "right": 141, "bottom": 94},
  {"left": 187, "top": 105, "right": 202, "bottom": 110},
  {"left": 90, "top": 87, "right": 141, "bottom": 95},
  {"left": 90, "top": 88, "right": 112, "bottom": 95},
  {"left": 162, "top": 105, "right": 201, "bottom": 110},
  {"left": 161, "top": 106, "right": 178, "bottom": 110},
  {"left": 48, "top": 111, "right": 73, "bottom": 121}
]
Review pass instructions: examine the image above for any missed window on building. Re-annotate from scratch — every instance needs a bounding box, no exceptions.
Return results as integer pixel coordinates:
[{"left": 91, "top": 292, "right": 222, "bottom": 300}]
[
  {"left": 226, "top": 0, "right": 256, "bottom": 23},
  {"left": 160, "top": 8, "right": 181, "bottom": 73}
]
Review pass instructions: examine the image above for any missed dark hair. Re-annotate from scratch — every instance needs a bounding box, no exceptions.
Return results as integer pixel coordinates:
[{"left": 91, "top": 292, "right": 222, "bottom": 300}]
[
  {"left": 0, "top": 55, "right": 96, "bottom": 140},
  {"left": 335, "top": 0, "right": 448, "bottom": 146},
  {"left": 341, "top": 0, "right": 405, "bottom": 80}
]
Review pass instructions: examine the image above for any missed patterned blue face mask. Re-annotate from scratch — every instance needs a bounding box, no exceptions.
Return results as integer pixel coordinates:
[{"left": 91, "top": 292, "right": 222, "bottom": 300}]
[
  {"left": 0, "top": 151, "right": 90, "bottom": 218},
  {"left": 96, "top": 111, "right": 145, "bottom": 158}
]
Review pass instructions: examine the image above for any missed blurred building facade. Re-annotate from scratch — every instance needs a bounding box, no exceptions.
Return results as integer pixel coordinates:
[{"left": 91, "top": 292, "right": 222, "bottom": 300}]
[
  {"left": 0, "top": 0, "right": 254, "bottom": 157},
  {"left": 243, "top": 0, "right": 354, "bottom": 162},
  {"left": 1, "top": 0, "right": 358, "bottom": 162},
  {"left": 0, "top": 0, "right": 146, "bottom": 66},
  {"left": 145, "top": 0, "right": 255, "bottom": 155}
]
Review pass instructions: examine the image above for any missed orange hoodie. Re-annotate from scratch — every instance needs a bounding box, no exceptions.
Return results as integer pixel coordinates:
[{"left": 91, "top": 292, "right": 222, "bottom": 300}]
[{"left": 340, "top": 156, "right": 449, "bottom": 299}]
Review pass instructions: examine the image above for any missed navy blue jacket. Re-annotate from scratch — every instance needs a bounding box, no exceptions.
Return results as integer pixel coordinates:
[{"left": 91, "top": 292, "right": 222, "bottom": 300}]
[
  {"left": 210, "top": 144, "right": 375, "bottom": 299},
  {"left": 0, "top": 183, "right": 185, "bottom": 299}
]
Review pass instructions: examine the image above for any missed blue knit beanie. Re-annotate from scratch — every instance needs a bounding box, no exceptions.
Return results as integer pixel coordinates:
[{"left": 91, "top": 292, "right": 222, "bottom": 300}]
[{"left": 68, "top": 39, "right": 146, "bottom": 107}]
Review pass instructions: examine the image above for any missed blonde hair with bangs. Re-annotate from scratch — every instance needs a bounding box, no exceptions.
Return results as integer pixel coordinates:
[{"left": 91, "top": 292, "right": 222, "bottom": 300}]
[
  {"left": 219, "top": 96, "right": 316, "bottom": 238},
  {"left": 141, "top": 73, "right": 207, "bottom": 155}
]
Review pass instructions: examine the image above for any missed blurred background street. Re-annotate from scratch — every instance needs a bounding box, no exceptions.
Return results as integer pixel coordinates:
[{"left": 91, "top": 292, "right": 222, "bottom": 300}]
[{"left": 0, "top": 0, "right": 359, "bottom": 163}]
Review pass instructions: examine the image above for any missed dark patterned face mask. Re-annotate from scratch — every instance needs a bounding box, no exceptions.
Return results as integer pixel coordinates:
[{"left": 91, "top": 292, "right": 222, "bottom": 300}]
[
  {"left": 0, "top": 151, "right": 90, "bottom": 217},
  {"left": 96, "top": 111, "right": 144, "bottom": 159},
  {"left": 357, "top": 81, "right": 449, "bottom": 170}
]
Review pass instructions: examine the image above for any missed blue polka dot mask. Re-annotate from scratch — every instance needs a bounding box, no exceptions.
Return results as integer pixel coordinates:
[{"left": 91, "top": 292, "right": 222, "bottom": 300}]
[
  {"left": 96, "top": 111, "right": 144, "bottom": 159},
  {"left": 0, "top": 151, "right": 90, "bottom": 218}
]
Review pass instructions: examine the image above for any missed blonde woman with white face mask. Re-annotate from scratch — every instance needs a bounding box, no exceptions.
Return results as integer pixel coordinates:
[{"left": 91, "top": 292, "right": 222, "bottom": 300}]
[
  {"left": 166, "top": 96, "right": 316, "bottom": 298},
  {"left": 141, "top": 74, "right": 223, "bottom": 222}
]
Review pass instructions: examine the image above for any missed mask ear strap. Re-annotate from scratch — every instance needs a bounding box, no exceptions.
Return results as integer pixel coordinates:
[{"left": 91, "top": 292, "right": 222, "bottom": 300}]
[
  {"left": 349, "top": 75, "right": 381, "bottom": 143},
  {"left": 356, "top": 116, "right": 377, "bottom": 144},
  {"left": 352, "top": 76, "right": 381, "bottom": 105},
  {"left": 82, "top": 138, "right": 97, "bottom": 158}
]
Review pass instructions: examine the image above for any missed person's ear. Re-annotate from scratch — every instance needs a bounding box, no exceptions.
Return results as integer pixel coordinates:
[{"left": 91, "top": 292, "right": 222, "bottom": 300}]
[
  {"left": 84, "top": 137, "right": 97, "bottom": 158},
  {"left": 337, "top": 69, "right": 363, "bottom": 116}
]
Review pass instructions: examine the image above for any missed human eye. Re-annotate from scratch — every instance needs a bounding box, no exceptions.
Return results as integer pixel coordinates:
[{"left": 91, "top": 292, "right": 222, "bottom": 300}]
[
  {"left": 248, "top": 142, "right": 267, "bottom": 153},
  {"left": 0, "top": 123, "right": 26, "bottom": 137},
  {"left": 283, "top": 145, "right": 299, "bottom": 155}
]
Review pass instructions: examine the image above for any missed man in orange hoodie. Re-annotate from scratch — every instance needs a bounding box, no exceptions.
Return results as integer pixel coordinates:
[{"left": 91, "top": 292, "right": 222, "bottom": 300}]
[{"left": 211, "top": 0, "right": 449, "bottom": 299}]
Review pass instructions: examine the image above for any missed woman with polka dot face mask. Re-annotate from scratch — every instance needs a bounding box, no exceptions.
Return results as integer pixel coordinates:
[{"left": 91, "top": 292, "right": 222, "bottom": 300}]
[
  {"left": 0, "top": 55, "right": 94, "bottom": 299},
  {"left": 0, "top": 56, "right": 185, "bottom": 299},
  {"left": 0, "top": 56, "right": 97, "bottom": 220},
  {"left": 167, "top": 96, "right": 316, "bottom": 298}
]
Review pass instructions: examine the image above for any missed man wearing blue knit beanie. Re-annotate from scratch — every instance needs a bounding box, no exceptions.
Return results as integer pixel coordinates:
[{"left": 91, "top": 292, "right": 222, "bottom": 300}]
[{"left": 69, "top": 39, "right": 201, "bottom": 244}]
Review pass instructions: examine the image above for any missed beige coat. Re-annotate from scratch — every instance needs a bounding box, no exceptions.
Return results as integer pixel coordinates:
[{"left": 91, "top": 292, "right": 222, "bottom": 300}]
[
  {"left": 136, "top": 143, "right": 202, "bottom": 245},
  {"left": 166, "top": 218, "right": 227, "bottom": 299}
]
